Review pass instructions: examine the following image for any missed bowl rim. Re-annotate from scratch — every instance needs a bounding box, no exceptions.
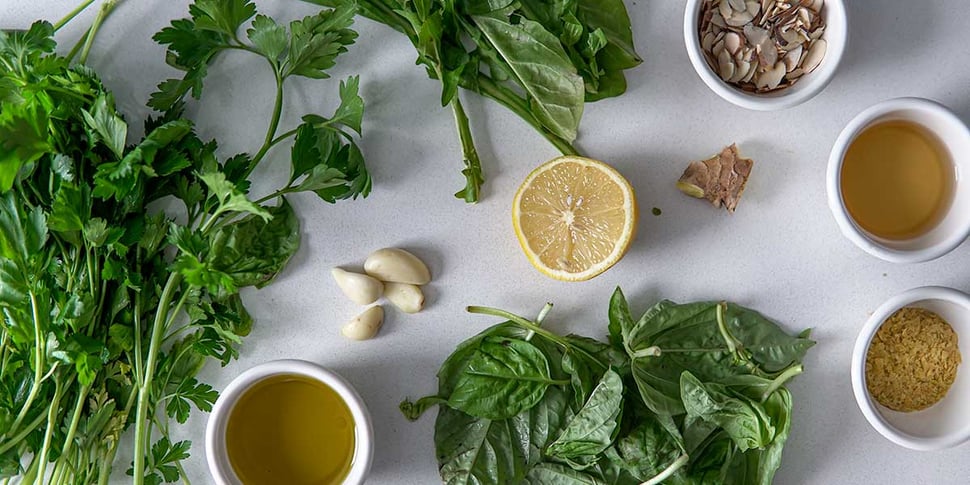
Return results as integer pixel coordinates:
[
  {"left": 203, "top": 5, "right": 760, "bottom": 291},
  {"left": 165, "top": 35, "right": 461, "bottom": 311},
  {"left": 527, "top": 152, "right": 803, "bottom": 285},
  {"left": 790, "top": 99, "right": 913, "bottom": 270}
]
[
  {"left": 825, "top": 97, "right": 970, "bottom": 263},
  {"left": 682, "top": 0, "right": 847, "bottom": 111},
  {"left": 204, "top": 359, "right": 374, "bottom": 485},
  {"left": 850, "top": 286, "right": 970, "bottom": 451}
]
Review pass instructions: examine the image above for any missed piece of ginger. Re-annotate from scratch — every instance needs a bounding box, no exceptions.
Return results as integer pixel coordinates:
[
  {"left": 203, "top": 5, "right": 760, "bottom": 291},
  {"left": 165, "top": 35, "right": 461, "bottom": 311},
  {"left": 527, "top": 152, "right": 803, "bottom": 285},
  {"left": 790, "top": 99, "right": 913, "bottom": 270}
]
[{"left": 676, "top": 144, "right": 753, "bottom": 213}]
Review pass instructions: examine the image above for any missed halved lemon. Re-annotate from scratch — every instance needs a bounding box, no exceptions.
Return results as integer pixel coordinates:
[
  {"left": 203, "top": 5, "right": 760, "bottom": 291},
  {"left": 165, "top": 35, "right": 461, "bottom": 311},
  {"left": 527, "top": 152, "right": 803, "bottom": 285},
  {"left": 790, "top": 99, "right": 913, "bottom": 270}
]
[{"left": 512, "top": 156, "right": 637, "bottom": 281}]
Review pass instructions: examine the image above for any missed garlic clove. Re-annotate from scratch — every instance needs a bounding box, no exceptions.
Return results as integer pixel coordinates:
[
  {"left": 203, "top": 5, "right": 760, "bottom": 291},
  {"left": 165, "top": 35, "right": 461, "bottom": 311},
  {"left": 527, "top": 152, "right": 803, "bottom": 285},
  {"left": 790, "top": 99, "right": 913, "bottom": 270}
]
[
  {"left": 363, "top": 248, "right": 431, "bottom": 285},
  {"left": 341, "top": 305, "right": 384, "bottom": 341},
  {"left": 384, "top": 282, "right": 424, "bottom": 314},
  {"left": 331, "top": 268, "right": 383, "bottom": 305}
]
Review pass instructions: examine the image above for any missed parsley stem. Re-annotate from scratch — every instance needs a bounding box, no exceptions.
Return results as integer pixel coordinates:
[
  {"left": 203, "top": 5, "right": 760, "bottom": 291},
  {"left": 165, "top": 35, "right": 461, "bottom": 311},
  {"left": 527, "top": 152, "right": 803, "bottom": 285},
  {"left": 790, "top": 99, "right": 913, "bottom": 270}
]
[
  {"left": 0, "top": 410, "right": 45, "bottom": 455},
  {"left": 58, "top": 384, "right": 91, "bottom": 471},
  {"left": 246, "top": 70, "right": 285, "bottom": 177},
  {"left": 9, "top": 291, "right": 46, "bottom": 438},
  {"left": 53, "top": 0, "right": 96, "bottom": 32},
  {"left": 132, "top": 273, "right": 183, "bottom": 485},
  {"left": 79, "top": 0, "right": 120, "bottom": 65}
]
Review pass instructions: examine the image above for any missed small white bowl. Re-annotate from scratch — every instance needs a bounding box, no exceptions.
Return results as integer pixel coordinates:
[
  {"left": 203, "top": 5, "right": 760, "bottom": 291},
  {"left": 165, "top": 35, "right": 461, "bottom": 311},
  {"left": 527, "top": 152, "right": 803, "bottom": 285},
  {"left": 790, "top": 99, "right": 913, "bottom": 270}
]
[
  {"left": 683, "top": 0, "right": 847, "bottom": 111},
  {"left": 205, "top": 360, "right": 374, "bottom": 484},
  {"left": 827, "top": 98, "right": 970, "bottom": 263},
  {"left": 851, "top": 286, "right": 970, "bottom": 451}
]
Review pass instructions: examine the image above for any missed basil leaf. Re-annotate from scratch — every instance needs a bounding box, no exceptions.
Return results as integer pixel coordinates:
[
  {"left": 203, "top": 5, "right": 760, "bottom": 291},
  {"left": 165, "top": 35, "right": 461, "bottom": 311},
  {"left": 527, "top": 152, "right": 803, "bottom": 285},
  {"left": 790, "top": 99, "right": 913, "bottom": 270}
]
[
  {"left": 614, "top": 415, "right": 688, "bottom": 483},
  {"left": 472, "top": 15, "right": 585, "bottom": 141},
  {"left": 435, "top": 386, "right": 569, "bottom": 485},
  {"left": 680, "top": 372, "right": 774, "bottom": 452},
  {"left": 547, "top": 369, "right": 623, "bottom": 462},
  {"left": 525, "top": 462, "right": 606, "bottom": 484},
  {"left": 448, "top": 336, "right": 560, "bottom": 420}
]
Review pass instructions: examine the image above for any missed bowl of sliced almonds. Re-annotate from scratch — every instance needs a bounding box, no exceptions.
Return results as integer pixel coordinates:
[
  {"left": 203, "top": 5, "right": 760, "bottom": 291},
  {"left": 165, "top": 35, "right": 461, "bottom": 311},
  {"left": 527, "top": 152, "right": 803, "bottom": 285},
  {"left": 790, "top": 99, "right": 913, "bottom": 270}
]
[{"left": 684, "top": 0, "right": 847, "bottom": 111}]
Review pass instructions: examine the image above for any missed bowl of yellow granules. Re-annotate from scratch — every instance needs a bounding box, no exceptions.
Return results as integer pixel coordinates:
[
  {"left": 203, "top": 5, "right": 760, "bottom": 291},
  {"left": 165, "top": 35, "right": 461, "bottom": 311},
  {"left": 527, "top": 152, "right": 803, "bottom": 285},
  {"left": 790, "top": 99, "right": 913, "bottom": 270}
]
[{"left": 851, "top": 286, "right": 969, "bottom": 450}]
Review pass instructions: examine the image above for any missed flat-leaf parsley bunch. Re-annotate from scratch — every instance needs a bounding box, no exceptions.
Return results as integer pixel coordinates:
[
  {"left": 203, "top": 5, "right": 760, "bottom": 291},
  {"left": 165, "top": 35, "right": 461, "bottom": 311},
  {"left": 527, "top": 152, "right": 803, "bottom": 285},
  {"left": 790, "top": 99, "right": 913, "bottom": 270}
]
[{"left": 0, "top": 1, "right": 370, "bottom": 483}]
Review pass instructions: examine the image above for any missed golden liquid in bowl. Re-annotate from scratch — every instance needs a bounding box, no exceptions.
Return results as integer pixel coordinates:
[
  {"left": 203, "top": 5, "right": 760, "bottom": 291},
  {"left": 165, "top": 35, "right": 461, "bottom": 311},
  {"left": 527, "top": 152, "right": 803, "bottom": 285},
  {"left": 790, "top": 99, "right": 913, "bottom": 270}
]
[
  {"left": 841, "top": 120, "right": 954, "bottom": 240},
  {"left": 226, "top": 374, "right": 355, "bottom": 485}
]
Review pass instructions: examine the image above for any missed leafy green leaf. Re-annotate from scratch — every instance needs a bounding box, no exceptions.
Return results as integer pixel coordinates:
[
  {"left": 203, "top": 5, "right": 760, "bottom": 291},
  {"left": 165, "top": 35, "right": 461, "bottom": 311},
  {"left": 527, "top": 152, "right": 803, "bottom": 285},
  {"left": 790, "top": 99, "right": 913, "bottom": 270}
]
[
  {"left": 189, "top": 0, "right": 257, "bottom": 37},
  {"left": 0, "top": 102, "right": 51, "bottom": 191},
  {"left": 547, "top": 369, "right": 623, "bottom": 463},
  {"left": 81, "top": 94, "right": 128, "bottom": 159},
  {"left": 198, "top": 171, "right": 270, "bottom": 221},
  {"left": 208, "top": 200, "right": 300, "bottom": 289},
  {"left": 448, "top": 336, "right": 558, "bottom": 420},
  {"left": 283, "top": 4, "right": 358, "bottom": 79},
  {"left": 331, "top": 75, "right": 364, "bottom": 134},
  {"left": 247, "top": 14, "right": 287, "bottom": 60},
  {"left": 166, "top": 377, "right": 218, "bottom": 424},
  {"left": 680, "top": 372, "right": 774, "bottom": 452},
  {"left": 472, "top": 15, "right": 585, "bottom": 141},
  {"left": 525, "top": 462, "right": 606, "bottom": 484}
]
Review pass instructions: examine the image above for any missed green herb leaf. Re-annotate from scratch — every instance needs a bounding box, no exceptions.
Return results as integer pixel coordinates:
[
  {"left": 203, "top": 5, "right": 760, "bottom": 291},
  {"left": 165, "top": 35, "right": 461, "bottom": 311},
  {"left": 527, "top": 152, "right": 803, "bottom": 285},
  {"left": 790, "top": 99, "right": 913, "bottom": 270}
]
[
  {"left": 472, "top": 15, "right": 585, "bottom": 141},
  {"left": 448, "top": 336, "right": 559, "bottom": 420},
  {"left": 547, "top": 369, "right": 623, "bottom": 463},
  {"left": 207, "top": 199, "right": 300, "bottom": 289},
  {"left": 198, "top": 171, "right": 270, "bottom": 221},
  {"left": 283, "top": 4, "right": 358, "bottom": 79},
  {"left": 525, "top": 462, "right": 606, "bottom": 484},
  {"left": 680, "top": 372, "right": 774, "bottom": 452},
  {"left": 247, "top": 14, "right": 287, "bottom": 60}
]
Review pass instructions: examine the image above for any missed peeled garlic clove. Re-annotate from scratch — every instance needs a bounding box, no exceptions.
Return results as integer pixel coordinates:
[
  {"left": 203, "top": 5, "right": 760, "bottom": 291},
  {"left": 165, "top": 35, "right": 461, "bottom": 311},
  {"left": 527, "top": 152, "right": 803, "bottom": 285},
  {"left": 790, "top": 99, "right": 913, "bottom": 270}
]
[
  {"left": 384, "top": 282, "right": 424, "bottom": 314},
  {"left": 331, "top": 268, "right": 383, "bottom": 305},
  {"left": 364, "top": 248, "right": 431, "bottom": 285},
  {"left": 341, "top": 305, "right": 384, "bottom": 341}
]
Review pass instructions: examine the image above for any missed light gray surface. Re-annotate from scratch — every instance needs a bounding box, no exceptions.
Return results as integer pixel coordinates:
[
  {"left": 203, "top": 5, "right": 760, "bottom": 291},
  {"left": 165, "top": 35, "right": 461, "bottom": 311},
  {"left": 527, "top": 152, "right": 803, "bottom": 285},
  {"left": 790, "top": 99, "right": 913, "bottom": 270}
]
[{"left": 4, "top": 0, "right": 970, "bottom": 483}]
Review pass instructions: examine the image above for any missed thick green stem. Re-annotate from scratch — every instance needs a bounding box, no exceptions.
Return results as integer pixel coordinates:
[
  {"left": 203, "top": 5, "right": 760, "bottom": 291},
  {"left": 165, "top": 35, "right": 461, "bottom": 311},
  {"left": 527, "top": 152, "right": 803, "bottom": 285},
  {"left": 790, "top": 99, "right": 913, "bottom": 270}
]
[
  {"left": 0, "top": 411, "right": 46, "bottom": 455},
  {"left": 53, "top": 0, "right": 96, "bottom": 31},
  {"left": 35, "top": 378, "right": 66, "bottom": 485},
  {"left": 450, "top": 96, "right": 484, "bottom": 203},
  {"left": 642, "top": 454, "right": 689, "bottom": 485},
  {"left": 131, "top": 273, "right": 183, "bottom": 485},
  {"left": 9, "top": 292, "right": 46, "bottom": 437},
  {"left": 477, "top": 77, "right": 580, "bottom": 156},
  {"left": 466, "top": 305, "right": 608, "bottom": 370},
  {"left": 59, "top": 384, "right": 91, "bottom": 465},
  {"left": 79, "top": 0, "right": 120, "bottom": 65},
  {"left": 761, "top": 364, "right": 803, "bottom": 402},
  {"left": 246, "top": 69, "right": 285, "bottom": 177}
]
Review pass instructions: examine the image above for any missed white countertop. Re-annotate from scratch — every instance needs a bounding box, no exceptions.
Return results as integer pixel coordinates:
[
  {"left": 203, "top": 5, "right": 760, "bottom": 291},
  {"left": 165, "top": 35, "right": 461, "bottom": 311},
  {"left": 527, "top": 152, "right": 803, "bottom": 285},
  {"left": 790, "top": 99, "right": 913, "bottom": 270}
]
[{"left": 5, "top": 1, "right": 970, "bottom": 483}]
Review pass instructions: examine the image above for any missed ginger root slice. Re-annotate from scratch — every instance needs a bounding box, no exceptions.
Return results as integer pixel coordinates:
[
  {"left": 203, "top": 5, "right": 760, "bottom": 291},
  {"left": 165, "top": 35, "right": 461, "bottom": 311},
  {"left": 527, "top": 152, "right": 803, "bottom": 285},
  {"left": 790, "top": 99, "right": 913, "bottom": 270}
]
[{"left": 676, "top": 143, "right": 753, "bottom": 212}]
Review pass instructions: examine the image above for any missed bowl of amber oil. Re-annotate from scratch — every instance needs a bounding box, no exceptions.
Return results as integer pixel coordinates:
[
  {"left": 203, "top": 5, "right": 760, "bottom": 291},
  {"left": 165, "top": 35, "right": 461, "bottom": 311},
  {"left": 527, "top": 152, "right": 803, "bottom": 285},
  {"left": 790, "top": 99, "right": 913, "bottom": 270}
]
[
  {"left": 851, "top": 286, "right": 970, "bottom": 450},
  {"left": 827, "top": 97, "right": 970, "bottom": 262},
  {"left": 205, "top": 359, "right": 374, "bottom": 484}
]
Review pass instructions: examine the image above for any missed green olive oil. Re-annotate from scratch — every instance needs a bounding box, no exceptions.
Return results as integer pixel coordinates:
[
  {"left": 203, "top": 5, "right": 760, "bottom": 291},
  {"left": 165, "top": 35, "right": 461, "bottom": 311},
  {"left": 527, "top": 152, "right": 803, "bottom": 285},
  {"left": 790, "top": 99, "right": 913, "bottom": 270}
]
[
  {"left": 841, "top": 120, "right": 954, "bottom": 240},
  {"left": 226, "top": 374, "right": 355, "bottom": 485}
]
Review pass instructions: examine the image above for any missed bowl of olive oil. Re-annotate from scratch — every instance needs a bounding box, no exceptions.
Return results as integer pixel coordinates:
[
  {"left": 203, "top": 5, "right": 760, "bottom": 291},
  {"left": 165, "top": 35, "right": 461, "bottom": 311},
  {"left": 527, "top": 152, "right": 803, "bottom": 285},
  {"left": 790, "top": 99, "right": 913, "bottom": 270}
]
[
  {"left": 828, "top": 97, "right": 970, "bottom": 263},
  {"left": 206, "top": 360, "right": 373, "bottom": 485}
]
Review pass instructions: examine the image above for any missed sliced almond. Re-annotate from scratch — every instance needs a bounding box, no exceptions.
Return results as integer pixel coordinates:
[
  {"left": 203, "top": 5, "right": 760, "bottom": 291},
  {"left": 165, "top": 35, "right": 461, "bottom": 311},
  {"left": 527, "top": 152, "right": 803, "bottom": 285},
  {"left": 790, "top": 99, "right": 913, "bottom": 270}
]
[
  {"left": 756, "top": 61, "right": 786, "bottom": 90},
  {"left": 724, "top": 32, "right": 743, "bottom": 55},
  {"left": 717, "top": 48, "right": 736, "bottom": 80},
  {"left": 801, "top": 39, "right": 826, "bottom": 73},
  {"left": 783, "top": 44, "right": 803, "bottom": 71}
]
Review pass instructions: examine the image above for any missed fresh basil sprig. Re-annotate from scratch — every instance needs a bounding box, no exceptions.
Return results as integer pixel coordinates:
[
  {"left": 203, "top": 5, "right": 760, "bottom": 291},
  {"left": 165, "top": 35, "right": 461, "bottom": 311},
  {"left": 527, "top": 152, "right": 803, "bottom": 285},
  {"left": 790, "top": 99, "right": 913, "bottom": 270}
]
[
  {"left": 303, "top": 0, "right": 641, "bottom": 202},
  {"left": 401, "top": 288, "right": 815, "bottom": 484}
]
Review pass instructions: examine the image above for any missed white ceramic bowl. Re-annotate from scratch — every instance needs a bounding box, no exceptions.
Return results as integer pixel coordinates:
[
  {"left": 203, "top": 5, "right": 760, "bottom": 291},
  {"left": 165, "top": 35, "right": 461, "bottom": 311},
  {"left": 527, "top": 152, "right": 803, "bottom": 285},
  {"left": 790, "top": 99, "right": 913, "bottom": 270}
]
[
  {"left": 205, "top": 360, "right": 374, "bottom": 485},
  {"left": 683, "top": 0, "right": 847, "bottom": 111},
  {"left": 827, "top": 98, "right": 970, "bottom": 263},
  {"left": 851, "top": 286, "right": 970, "bottom": 450}
]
